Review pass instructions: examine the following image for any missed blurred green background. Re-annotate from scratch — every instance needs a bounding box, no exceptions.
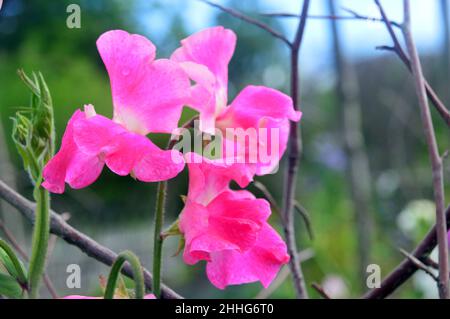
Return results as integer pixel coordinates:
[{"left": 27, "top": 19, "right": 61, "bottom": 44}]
[{"left": 0, "top": 0, "right": 449, "bottom": 298}]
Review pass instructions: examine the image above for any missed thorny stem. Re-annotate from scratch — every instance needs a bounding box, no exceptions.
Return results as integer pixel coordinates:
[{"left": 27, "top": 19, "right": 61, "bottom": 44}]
[{"left": 401, "top": 0, "right": 449, "bottom": 299}]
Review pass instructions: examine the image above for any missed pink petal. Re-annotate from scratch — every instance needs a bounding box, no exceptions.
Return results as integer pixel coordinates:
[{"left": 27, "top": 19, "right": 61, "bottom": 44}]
[
  {"left": 180, "top": 190, "right": 270, "bottom": 265},
  {"left": 97, "top": 30, "right": 190, "bottom": 135},
  {"left": 184, "top": 152, "right": 254, "bottom": 205},
  {"left": 216, "top": 85, "right": 301, "bottom": 175},
  {"left": 73, "top": 114, "right": 185, "bottom": 182},
  {"left": 42, "top": 110, "right": 104, "bottom": 194},
  {"left": 206, "top": 224, "right": 290, "bottom": 289},
  {"left": 172, "top": 26, "right": 236, "bottom": 133},
  {"left": 218, "top": 85, "right": 301, "bottom": 124}
]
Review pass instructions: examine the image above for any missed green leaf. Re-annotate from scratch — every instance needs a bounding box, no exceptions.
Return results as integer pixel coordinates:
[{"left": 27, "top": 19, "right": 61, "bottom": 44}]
[
  {"left": 0, "top": 273, "right": 24, "bottom": 298},
  {"left": 11, "top": 70, "right": 55, "bottom": 186},
  {"left": 0, "top": 239, "right": 28, "bottom": 286}
]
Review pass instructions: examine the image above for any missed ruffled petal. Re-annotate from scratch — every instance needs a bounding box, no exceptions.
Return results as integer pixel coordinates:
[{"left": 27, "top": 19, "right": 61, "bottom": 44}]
[
  {"left": 172, "top": 27, "right": 236, "bottom": 133},
  {"left": 73, "top": 113, "right": 185, "bottom": 182},
  {"left": 184, "top": 152, "right": 254, "bottom": 205},
  {"left": 180, "top": 190, "right": 271, "bottom": 266},
  {"left": 217, "top": 85, "right": 301, "bottom": 175},
  {"left": 42, "top": 110, "right": 104, "bottom": 194},
  {"left": 97, "top": 30, "right": 190, "bottom": 135},
  {"left": 171, "top": 26, "right": 235, "bottom": 92},
  {"left": 206, "top": 224, "right": 290, "bottom": 289}
]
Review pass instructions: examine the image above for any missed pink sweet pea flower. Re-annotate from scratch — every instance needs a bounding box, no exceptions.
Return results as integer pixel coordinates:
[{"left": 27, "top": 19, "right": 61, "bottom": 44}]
[
  {"left": 179, "top": 153, "right": 289, "bottom": 289},
  {"left": 171, "top": 26, "right": 301, "bottom": 175},
  {"left": 43, "top": 30, "right": 189, "bottom": 193}
]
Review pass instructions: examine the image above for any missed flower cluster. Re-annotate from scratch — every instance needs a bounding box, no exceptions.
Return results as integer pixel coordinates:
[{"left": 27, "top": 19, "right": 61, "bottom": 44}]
[{"left": 43, "top": 27, "right": 301, "bottom": 289}]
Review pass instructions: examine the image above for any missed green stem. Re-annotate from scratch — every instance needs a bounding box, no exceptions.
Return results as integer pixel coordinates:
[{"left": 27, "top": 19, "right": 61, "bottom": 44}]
[
  {"left": 104, "top": 250, "right": 145, "bottom": 299},
  {"left": 0, "top": 239, "right": 28, "bottom": 287},
  {"left": 27, "top": 186, "right": 50, "bottom": 299},
  {"left": 152, "top": 180, "right": 167, "bottom": 298}
]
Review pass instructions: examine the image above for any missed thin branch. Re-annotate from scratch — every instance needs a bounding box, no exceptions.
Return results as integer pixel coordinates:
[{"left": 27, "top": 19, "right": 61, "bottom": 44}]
[
  {"left": 311, "top": 283, "right": 331, "bottom": 299},
  {"left": 261, "top": 9, "right": 401, "bottom": 28},
  {"left": 422, "top": 256, "right": 439, "bottom": 270},
  {"left": 198, "top": 0, "right": 291, "bottom": 46},
  {"left": 398, "top": 248, "right": 438, "bottom": 282},
  {"left": 0, "top": 179, "right": 182, "bottom": 299},
  {"left": 402, "top": 0, "right": 448, "bottom": 299},
  {"left": 0, "top": 219, "right": 58, "bottom": 298},
  {"left": 374, "top": 0, "right": 450, "bottom": 127},
  {"left": 293, "top": 201, "right": 314, "bottom": 240},
  {"left": 363, "top": 205, "right": 450, "bottom": 299},
  {"left": 281, "top": 0, "right": 311, "bottom": 299}
]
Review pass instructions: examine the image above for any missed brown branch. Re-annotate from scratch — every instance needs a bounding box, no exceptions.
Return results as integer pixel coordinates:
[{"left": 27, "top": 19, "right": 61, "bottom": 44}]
[
  {"left": 398, "top": 248, "right": 438, "bottom": 282},
  {"left": 363, "top": 205, "right": 450, "bottom": 299},
  {"left": 0, "top": 219, "right": 58, "bottom": 298},
  {"left": 311, "top": 283, "right": 331, "bottom": 299},
  {"left": 293, "top": 201, "right": 314, "bottom": 241},
  {"left": 280, "top": 0, "right": 311, "bottom": 300},
  {"left": 0, "top": 179, "right": 182, "bottom": 299},
  {"left": 374, "top": 0, "right": 450, "bottom": 127},
  {"left": 198, "top": 0, "right": 291, "bottom": 46},
  {"left": 401, "top": 0, "right": 449, "bottom": 299},
  {"left": 261, "top": 9, "right": 401, "bottom": 28}
]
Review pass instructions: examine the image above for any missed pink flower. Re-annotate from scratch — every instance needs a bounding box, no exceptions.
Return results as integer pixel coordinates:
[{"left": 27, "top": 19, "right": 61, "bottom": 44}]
[
  {"left": 43, "top": 30, "right": 189, "bottom": 193},
  {"left": 179, "top": 153, "right": 289, "bottom": 289},
  {"left": 172, "top": 26, "right": 301, "bottom": 175}
]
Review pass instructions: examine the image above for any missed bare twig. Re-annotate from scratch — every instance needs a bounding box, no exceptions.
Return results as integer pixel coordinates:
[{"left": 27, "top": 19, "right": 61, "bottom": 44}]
[
  {"left": 198, "top": 0, "right": 291, "bottom": 46},
  {"left": 363, "top": 205, "right": 450, "bottom": 299},
  {"left": 261, "top": 8, "right": 401, "bottom": 28},
  {"left": 281, "top": 0, "right": 311, "bottom": 299},
  {"left": 293, "top": 201, "right": 314, "bottom": 240},
  {"left": 0, "top": 179, "right": 182, "bottom": 299},
  {"left": 374, "top": 0, "right": 450, "bottom": 127},
  {"left": 398, "top": 248, "right": 438, "bottom": 282},
  {"left": 422, "top": 256, "right": 439, "bottom": 270},
  {"left": 0, "top": 219, "right": 58, "bottom": 298},
  {"left": 401, "top": 0, "right": 448, "bottom": 299},
  {"left": 311, "top": 282, "right": 331, "bottom": 299}
]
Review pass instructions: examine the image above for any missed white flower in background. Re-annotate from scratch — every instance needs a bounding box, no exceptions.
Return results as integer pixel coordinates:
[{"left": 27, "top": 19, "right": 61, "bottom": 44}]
[
  {"left": 397, "top": 200, "right": 435, "bottom": 239},
  {"left": 321, "top": 274, "right": 349, "bottom": 299},
  {"left": 413, "top": 249, "right": 439, "bottom": 299}
]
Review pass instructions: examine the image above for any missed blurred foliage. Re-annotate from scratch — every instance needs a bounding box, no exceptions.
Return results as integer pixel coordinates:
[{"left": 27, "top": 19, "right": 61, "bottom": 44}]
[{"left": 0, "top": 0, "right": 449, "bottom": 299}]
